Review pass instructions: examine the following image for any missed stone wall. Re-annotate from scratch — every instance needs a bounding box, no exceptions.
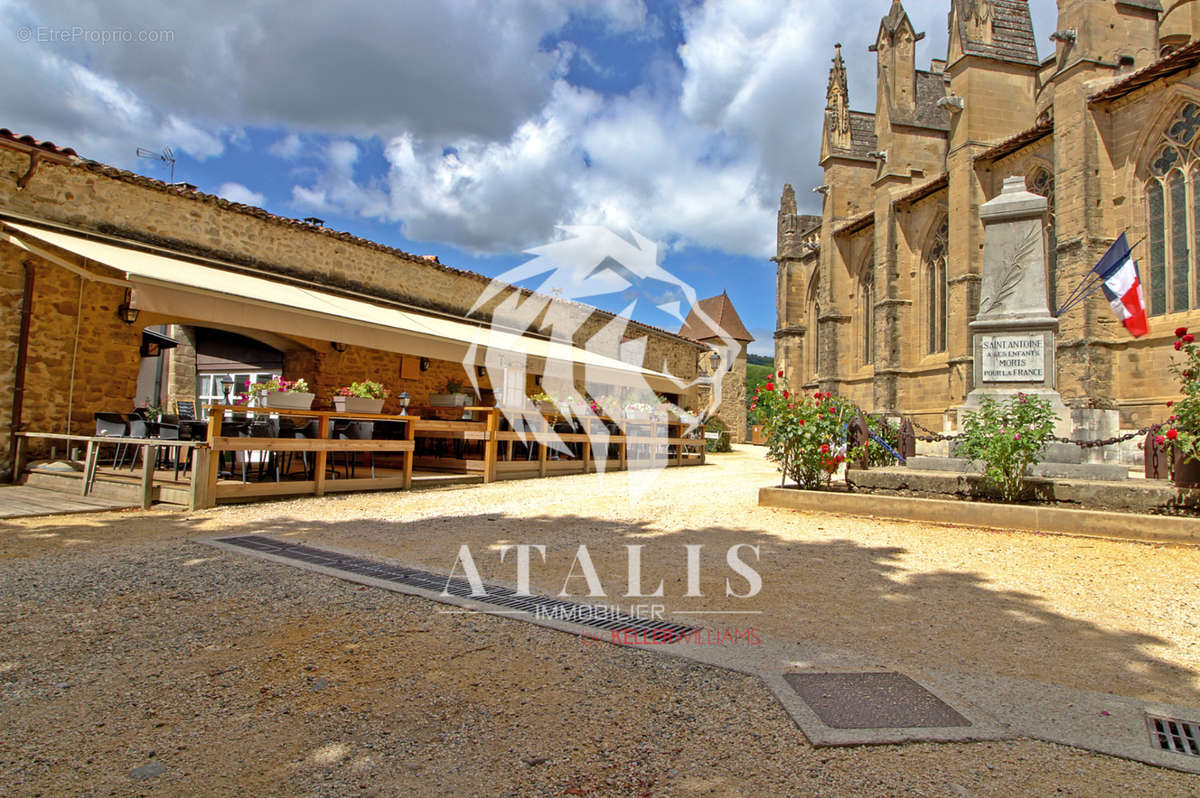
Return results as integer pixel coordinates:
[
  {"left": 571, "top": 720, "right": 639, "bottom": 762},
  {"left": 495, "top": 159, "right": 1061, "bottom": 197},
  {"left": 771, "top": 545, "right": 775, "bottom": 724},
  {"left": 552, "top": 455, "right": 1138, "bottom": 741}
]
[
  {"left": 0, "top": 148, "right": 700, "bottom": 382},
  {"left": 0, "top": 144, "right": 703, "bottom": 475}
]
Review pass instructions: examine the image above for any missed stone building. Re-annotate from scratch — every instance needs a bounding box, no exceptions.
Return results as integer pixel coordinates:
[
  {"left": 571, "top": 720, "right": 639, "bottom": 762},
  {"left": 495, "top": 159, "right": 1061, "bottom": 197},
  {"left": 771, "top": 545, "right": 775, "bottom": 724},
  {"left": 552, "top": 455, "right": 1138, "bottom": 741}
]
[
  {"left": 679, "top": 292, "right": 754, "bottom": 441},
  {"left": 775, "top": 0, "right": 1200, "bottom": 431},
  {"left": 0, "top": 129, "right": 705, "bottom": 480}
]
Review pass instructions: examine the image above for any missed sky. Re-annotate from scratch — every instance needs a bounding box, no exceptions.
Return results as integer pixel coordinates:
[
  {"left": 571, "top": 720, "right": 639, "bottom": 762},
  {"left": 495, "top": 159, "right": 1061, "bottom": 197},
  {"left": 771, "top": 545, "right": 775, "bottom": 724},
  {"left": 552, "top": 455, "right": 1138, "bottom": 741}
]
[{"left": 0, "top": 0, "right": 1058, "bottom": 356}]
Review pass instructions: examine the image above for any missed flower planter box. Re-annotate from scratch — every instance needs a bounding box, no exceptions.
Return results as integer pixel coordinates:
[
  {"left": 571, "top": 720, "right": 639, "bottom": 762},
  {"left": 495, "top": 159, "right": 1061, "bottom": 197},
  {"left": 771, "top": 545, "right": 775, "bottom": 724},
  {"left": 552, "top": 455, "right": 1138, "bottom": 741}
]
[
  {"left": 1175, "top": 452, "right": 1200, "bottom": 489},
  {"left": 333, "top": 396, "right": 385, "bottom": 414},
  {"left": 534, "top": 400, "right": 558, "bottom": 415},
  {"left": 265, "top": 391, "right": 315, "bottom": 410},
  {"left": 430, "top": 393, "right": 470, "bottom": 407}
]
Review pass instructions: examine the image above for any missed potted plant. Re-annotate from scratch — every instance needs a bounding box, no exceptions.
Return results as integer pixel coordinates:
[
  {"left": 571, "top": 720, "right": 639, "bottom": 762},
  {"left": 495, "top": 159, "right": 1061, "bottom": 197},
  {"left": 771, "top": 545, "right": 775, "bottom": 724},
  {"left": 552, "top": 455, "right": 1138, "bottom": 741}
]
[
  {"left": 430, "top": 377, "right": 472, "bottom": 407},
  {"left": 623, "top": 401, "right": 655, "bottom": 421},
  {"left": 529, "top": 391, "right": 557, "bottom": 415},
  {"left": 1169, "top": 327, "right": 1200, "bottom": 487},
  {"left": 247, "top": 377, "right": 315, "bottom": 410},
  {"left": 333, "top": 380, "right": 390, "bottom": 414}
]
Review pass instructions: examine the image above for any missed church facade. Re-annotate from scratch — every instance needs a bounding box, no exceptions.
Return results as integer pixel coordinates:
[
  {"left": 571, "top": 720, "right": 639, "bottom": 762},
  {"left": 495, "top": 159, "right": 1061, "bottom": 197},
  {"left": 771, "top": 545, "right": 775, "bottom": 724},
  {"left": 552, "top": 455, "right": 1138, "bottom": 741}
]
[{"left": 775, "top": 0, "right": 1200, "bottom": 430}]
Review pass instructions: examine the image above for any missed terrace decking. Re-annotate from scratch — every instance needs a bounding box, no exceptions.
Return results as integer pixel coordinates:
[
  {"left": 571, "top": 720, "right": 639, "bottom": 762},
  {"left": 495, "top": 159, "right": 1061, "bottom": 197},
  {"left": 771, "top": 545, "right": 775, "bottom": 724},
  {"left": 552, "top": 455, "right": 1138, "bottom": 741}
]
[{"left": 13, "top": 405, "right": 706, "bottom": 510}]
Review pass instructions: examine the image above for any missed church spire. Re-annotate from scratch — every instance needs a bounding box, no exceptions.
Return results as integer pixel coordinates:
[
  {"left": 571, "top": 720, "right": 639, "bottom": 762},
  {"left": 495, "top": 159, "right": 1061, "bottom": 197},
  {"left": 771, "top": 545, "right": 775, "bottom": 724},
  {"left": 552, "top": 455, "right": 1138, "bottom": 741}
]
[{"left": 826, "top": 44, "right": 852, "bottom": 150}]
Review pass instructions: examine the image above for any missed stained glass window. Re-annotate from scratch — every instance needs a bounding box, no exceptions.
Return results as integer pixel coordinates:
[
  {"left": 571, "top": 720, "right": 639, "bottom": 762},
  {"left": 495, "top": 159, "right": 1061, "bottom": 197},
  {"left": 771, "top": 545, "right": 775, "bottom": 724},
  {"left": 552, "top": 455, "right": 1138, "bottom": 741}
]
[
  {"left": 1145, "top": 103, "right": 1200, "bottom": 315},
  {"left": 925, "top": 217, "right": 949, "bottom": 354}
]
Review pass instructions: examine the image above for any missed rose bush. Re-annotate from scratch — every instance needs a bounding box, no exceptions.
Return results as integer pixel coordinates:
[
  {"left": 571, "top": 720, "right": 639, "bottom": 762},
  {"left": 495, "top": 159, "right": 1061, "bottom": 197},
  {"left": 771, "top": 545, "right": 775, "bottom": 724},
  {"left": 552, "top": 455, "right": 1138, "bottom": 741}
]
[
  {"left": 1169, "top": 326, "right": 1200, "bottom": 465},
  {"left": 955, "top": 392, "right": 1056, "bottom": 502},
  {"left": 752, "top": 375, "right": 863, "bottom": 489}
]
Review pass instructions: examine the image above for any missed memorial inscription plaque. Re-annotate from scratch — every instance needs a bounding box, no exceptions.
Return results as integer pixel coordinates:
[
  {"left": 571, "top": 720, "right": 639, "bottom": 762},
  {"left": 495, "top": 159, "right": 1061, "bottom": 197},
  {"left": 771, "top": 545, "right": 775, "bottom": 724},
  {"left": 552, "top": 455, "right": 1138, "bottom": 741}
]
[{"left": 980, "top": 334, "right": 1044, "bottom": 383}]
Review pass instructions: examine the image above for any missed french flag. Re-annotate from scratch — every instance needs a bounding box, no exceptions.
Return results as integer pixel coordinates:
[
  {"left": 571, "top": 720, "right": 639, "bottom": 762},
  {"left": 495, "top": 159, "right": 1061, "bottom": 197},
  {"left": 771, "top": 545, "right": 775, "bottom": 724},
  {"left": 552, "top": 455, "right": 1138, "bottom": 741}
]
[{"left": 1093, "top": 233, "right": 1149, "bottom": 338}]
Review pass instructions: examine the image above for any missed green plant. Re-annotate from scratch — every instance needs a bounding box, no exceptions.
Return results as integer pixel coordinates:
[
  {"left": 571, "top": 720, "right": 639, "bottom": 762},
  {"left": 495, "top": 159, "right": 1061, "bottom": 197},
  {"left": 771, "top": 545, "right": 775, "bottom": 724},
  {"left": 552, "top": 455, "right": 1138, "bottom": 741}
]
[
  {"left": 864, "top": 415, "right": 902, "bottom": 468},
  {"left": 443, "top": 378, "right": 466, "bottom": 395},
  {"left": 335, "top": 380, "right": 390, "bottom": 399},
  {"left": 752, "top": 373, "right": 863, "bottom": 489},
  {"left": 245, "top": 377, "right": 309, "bottom": 403},
  {"left": 1169, "top": 326, "right": 1200, "bottom": 463},
  {"left": 955, "top": 393, "right": 1056, "bottom": 502},
  {"left": 704, "top": 417, "right": 732, "bottom": 453}
]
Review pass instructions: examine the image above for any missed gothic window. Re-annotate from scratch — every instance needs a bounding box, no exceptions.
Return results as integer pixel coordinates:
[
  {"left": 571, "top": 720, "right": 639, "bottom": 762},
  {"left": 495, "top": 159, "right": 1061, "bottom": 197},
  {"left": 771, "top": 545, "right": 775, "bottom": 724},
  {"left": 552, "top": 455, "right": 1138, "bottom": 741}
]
[
  {"left": 860, "top": 250, "right": 875, "bottom": 366},
  {"left": 1145, "top": 102, "right": 1200, "bottom": 314},
  {"left": 924, "top": 216, "right": 949, "bottom": 354},
  {"left": 1026, "top": 168, "right": 1057, "bottom": 312},
  {"left": 806, "top": 272, "right": 820, "bottom": 382}
]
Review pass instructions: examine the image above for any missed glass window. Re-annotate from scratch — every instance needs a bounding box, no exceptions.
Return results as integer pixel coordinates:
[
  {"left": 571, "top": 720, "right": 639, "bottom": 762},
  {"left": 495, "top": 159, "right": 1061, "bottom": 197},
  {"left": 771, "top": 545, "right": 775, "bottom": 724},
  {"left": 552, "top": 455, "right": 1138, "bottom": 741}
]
[
  {"left": 1170, "top": 170, "right": 1189, "bottom": 312},
  {"left": 925, "top": 217, "right": 949, "bottom": 354},
  {"left": 1149, "top": 180, "right": 1166, "bottom": 315}
]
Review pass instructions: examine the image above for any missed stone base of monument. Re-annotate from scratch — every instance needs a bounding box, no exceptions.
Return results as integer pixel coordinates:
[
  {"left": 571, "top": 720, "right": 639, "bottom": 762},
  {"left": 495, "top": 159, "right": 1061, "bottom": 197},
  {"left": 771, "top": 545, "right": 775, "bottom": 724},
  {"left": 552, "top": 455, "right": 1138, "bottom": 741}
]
[{"left": 904, "top": 455, "right": 1130, "bottom": 481}]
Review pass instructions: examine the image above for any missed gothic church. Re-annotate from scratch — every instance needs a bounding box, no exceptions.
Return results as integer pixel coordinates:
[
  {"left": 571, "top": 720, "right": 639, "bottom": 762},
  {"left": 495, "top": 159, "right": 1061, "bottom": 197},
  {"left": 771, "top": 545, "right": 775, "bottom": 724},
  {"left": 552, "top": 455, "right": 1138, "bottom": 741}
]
[{"left": 775, "top": 0, "right": 1200, "bottom": 429}]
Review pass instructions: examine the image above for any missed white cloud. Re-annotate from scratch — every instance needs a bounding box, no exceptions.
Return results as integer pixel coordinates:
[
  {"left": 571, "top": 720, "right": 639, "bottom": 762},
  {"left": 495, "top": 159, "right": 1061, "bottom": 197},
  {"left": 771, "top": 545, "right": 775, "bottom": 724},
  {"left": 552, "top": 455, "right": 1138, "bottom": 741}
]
[
  {"left": 217, "top": 181, "right": 265, "bottom": 206},
  {"left": 268, "top": 132, "right": 302, "bottom": 159},
  {"left": 1, "top": 0, "right": 1064, "bottom": 257}
]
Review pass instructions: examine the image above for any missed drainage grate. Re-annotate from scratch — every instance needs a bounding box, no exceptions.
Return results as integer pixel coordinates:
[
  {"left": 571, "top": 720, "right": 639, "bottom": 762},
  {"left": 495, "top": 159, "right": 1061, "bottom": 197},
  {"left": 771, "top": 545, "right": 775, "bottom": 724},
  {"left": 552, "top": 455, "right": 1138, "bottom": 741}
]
[
  {"left": 215, "top": 535, "right": 699, "bottom": 640},
  {"left": 1147, "top": 715, "right": 1200, "bottom": 756}
]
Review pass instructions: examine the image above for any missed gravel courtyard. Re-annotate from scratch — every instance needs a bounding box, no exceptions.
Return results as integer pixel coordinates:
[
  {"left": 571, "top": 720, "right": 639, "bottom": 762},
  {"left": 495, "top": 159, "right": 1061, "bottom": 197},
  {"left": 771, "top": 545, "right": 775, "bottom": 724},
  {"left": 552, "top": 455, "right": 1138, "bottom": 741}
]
[{"left": 2, "top": 446, "right": 1199, "bottom": 796}]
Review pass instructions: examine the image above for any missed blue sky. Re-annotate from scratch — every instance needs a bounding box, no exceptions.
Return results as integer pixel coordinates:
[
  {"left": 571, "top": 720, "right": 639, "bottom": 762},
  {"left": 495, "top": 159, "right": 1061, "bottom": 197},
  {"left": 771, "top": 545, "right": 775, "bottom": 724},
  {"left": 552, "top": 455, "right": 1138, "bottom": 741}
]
[{"left": 1, "top": 0, "right": 1057, "bottom": 355}]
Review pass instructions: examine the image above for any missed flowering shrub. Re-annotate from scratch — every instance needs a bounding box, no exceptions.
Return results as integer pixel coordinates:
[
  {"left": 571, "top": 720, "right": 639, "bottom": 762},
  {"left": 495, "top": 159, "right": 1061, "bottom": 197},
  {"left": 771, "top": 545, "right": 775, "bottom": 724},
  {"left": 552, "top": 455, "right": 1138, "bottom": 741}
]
[
  {"left": 1170, "top": 327, "right": 1200, "bottom": 465},
  {"left": 955, "top": 392, "right": 1056, "bottom": 502},
  {"left": 752, "top": 372, "right": 863, "bottom": 488},
  {"left": 245, "top": 377, "right": 309, "bottom": 403},
  {"left": 335, "top": 380, "right": 390, "bottom": 400}
]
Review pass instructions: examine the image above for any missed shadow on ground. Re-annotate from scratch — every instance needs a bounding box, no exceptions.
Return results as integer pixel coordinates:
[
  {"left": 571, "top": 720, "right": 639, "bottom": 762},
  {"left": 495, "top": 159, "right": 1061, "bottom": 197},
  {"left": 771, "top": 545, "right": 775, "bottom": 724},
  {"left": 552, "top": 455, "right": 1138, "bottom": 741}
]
[{"left": 1, "top": 507, "right": 1193, "bottom": 708}]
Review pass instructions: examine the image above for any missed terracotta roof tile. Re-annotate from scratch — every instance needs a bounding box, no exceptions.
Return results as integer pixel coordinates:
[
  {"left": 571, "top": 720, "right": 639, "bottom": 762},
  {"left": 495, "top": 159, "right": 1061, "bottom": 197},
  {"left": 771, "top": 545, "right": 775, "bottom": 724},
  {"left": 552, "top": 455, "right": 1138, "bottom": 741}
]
[
  {"left": 1089, "top": 39, "right": 1200, "bottom": 105},
  {"left": 678, "top": 292, "right": 753, "bottom": 343},
  {"left": 0, "top": 128, "right": 78, "bottom": 157}
]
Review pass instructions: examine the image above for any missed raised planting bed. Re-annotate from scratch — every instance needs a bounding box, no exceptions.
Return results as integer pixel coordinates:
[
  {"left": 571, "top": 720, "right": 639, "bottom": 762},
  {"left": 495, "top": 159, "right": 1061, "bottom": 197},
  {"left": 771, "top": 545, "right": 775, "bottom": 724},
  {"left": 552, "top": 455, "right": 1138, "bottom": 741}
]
[
  {"left": 759, "top": 480, "right": 1200, "bottom": 546},
  {"left": 847, "top": 466, "right": 1197, "bottom": 515}
]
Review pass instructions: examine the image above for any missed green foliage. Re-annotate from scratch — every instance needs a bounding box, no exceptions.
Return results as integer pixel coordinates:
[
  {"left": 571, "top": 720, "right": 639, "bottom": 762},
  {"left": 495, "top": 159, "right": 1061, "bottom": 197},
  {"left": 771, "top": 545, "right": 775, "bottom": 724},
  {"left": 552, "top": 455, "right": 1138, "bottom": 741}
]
[
  {"left": 704, "top": 417, "right": 732, "bottom": 453},
  {"left": 752, "top": 375, "right": 863, "bottom": 489},
  {"left": 955, "top": 393, "right": 1057, "bottom": 502},
  {"left": 1169, "top": 327, "right": 1200, "bottom": 463},
  {"left": 746, "top": 353, "right": 774, "bottom": 367},
  {"left": 864, "top": 415, "right": 902, "bottom": 468},
  {"left": 745, "top": 363, "right": 775, "bottom": 426},
  {"left": 335, "top": 380, "right": 390, "bottom": 399}
]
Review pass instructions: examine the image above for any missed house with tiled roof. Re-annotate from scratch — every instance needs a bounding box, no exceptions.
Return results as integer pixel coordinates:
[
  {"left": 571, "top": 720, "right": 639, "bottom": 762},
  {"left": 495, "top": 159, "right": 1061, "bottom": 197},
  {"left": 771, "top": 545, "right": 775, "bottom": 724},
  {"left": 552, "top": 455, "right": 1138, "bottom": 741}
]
[
  {"left": 679, "top": 292, "right": 754, "bottom": 441},
  {"left": 776, "top": 0, "right": 1200, "bottom": 442}
]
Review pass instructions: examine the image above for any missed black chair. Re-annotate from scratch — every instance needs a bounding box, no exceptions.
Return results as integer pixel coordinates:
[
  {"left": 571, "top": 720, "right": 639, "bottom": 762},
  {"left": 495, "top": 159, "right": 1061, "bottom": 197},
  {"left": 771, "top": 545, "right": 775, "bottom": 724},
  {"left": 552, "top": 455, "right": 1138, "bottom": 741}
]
[
  {"left": 121, "top": 416, "right": 149, "bottom": 470},
  {"left": 93, "top": 413, "right": 129, "bottom": 467},
  {"left": 244, "top": 419, "right": 280, "bottom": 482},
  {"left": 280, "top": 419, "right": 319, "bottom": 480},
  {"left": 340, "top": 422, "right": 376, "bottom": 479},
  {"left": 155, "top": 422, "right": 185, "bottom": 479}
]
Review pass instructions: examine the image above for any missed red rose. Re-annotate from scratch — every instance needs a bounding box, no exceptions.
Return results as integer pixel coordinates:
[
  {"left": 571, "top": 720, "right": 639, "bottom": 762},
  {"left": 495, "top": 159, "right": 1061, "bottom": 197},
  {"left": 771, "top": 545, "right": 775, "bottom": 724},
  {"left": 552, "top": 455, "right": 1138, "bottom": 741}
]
[
  {"left": 1187, "top": 334, "right": 1196, "bottom": 343},
  {"left": 782, "top": 390, "right": 789, "bottom": 399},
  {"left": 1176, "top": 341, "right": 1183, "bottom": 350},
  {"left": 788, "top": 403, "right": 795, "bottom": 409},
  {"left": 777, "top": 370, "right": 783, "bottom": 377},
  {"left": 1176, "top": 327, "right": 1189, "bottom": 338},
  {"left": 1167, "top": 400, "right": 1174, "bottom": 407},
  {"left": 798, "top": 419, "right": 805, "bottom": 426},
  {"left": 819, "top": 443, "right": 830, "bottom": 453},
  {"left": 765, "top": 382, "right": 774, "bottom": 391},
  {"left": 1156, "top": 434, "right": 1166, "bottom": 446},
  {"left": 1167, "top": 428, "right": 1179, "bottom": 440}
]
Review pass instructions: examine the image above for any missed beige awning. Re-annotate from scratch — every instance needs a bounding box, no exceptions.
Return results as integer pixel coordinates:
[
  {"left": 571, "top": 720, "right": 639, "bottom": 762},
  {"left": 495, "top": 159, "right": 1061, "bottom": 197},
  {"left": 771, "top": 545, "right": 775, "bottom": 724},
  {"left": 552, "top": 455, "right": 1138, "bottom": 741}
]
[{"left": 1, "top": 220, "right": 684, "bottom": 391}]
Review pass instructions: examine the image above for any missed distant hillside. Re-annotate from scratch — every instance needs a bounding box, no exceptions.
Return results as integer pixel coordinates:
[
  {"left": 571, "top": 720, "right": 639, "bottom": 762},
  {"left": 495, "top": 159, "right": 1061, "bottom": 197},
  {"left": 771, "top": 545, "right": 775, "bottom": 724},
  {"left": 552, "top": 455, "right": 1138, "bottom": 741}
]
[{"left": 746, "top": 355, "right": 774, "bottom": 426}]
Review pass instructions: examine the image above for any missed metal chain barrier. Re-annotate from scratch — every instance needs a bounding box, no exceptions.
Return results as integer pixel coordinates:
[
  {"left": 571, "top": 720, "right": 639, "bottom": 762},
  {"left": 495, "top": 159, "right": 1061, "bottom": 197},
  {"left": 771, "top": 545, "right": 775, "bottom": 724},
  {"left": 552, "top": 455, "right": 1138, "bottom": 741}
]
[{"left": 908, "top": 418, "right": 1166, "bottom": 448}]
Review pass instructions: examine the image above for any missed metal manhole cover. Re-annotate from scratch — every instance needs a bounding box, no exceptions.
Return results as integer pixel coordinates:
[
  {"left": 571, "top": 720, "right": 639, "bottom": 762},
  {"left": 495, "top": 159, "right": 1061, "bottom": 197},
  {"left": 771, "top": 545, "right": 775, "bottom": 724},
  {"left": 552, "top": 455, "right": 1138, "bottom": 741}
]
[
  {"left": 1147, "top": 714, "right": 1200, "bottom": 756},
  {"left": 783, "top": 672, "right": 971, "bottom": 729}
]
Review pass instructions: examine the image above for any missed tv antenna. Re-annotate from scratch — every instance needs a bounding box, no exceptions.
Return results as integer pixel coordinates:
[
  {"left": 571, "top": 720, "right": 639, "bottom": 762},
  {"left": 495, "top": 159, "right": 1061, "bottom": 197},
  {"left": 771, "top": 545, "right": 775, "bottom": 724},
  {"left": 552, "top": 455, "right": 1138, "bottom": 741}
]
[{"left": 136, "top": 146, "right": 176, "bottom": 182}]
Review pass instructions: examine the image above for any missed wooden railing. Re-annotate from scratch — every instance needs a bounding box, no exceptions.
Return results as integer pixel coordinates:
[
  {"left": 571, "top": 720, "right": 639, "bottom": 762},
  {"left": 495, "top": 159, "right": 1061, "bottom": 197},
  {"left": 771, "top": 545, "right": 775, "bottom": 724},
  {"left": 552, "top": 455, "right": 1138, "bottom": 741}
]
[
  {"left": 196, "top": 405, "right": 417, "bottom": 507},
  {"left": 12, "top": 405, "right": 707, "bottom": 510},
  {"left": 14, "top": 431, "right": 201, "bottom": 509}
]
